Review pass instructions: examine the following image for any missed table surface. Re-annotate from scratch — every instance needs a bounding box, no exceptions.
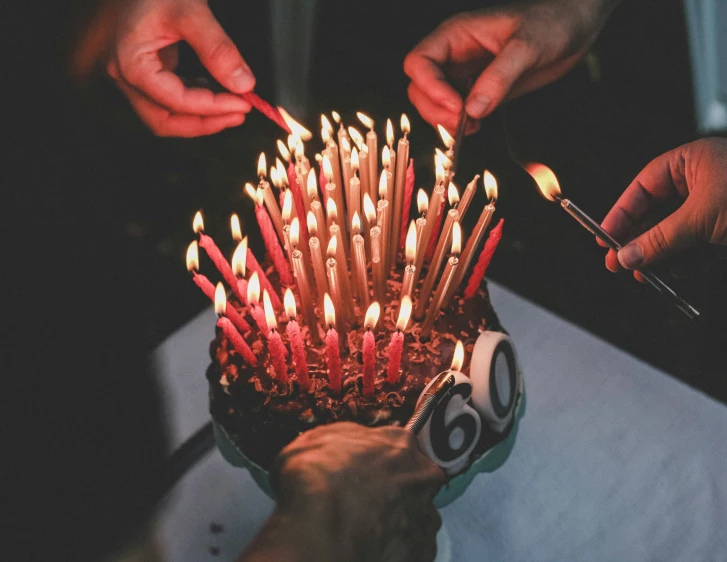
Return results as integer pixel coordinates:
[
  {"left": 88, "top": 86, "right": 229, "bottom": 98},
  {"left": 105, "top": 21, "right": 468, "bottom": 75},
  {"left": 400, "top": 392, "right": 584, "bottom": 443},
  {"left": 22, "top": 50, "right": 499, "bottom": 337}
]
[{"left": 152, "top": 282, "right": 727, "bottom": 562}]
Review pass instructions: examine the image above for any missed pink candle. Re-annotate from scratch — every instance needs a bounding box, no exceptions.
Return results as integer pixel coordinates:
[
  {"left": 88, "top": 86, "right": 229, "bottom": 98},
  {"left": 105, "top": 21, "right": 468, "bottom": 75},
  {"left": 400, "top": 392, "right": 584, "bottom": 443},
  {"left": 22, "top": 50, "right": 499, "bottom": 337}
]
[
  {"left": 191, "top": 273, "right": 251, "bottom": 334},
  {"left": 284, "top": 289, "right": 311, "bottom": 393},
  {"left": 464, "top": 218, "right": 504, "bottom": 300},
  {"left": 253, "top": 193, "right": 293, "bottom": 286},
  {"left": 194, "top": 228, "right": 245, "bottom": 305},
  {"left": 263, "top": 290, "right": 289, "bottom": 384},
  {"left": 399, "top": 158, "right": 415, "bottom": 249},
  {"left": 246, "top": 248, "right": 281, "bottom": 310},
  {"left": 361, "top": 302, "right": 380, "bottom": 397},
  {"left": 323, "top": 293, "right": 342, "bottom": 393},
  {"left": 386, "top": 295, "right": 412, "bottom": 384},
  {"left": 216, "top": 317, "right": 257, "bottom": 365},
  {"left": 246, "top": 272, "right": 270, "bottom": 334}
]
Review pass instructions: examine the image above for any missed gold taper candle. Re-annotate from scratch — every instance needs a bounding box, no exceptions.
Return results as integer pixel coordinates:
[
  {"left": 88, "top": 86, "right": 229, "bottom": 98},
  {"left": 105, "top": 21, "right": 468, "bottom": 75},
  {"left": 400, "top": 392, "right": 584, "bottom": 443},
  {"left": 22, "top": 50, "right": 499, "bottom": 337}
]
[
  {"left": 370, "top": 225, "right": 385, "bottom": 304},
  {"left": 420, "top": 222, "right": 461, "bottom": 339},
  {"left": 357, "top": 112, "right": 378, "bottom": 202},
  {"left": 325, "top": 241, "right": 348, "bottom": 337},
  {"left": 377, "top": 173, "right": 390, "bottom": 273},
  {"left": 308, "top": 213, "right": 329, "bottom": 307},
  {"left": 353, "top": 231, "right": 370, "bottom": 313},
  {"left": 290, "top": 219, "right": 320, "bottom": 343},
  {"left": 414, "top": 165, "right": 445, "bottom": 275},
  {"left": 392, "top": 114, "right": 410, "bottom": 263},
  {"left": 341, "top": 136, "right": 353, "bottom": 214},
  {"left": 457, "top": 174, "right": 479, "bottom": 220},
  {"left": 259, "top": 153, "right": 285, "bottom": 244},
  {"left": 400, "top": 220, "right": 417, "bottom": 300},
  {"left": 349, "top": 148, "right": 362, "bottom": 224},
  {"left": 327, "top": 230, "right": 355, "bottom": 324}
]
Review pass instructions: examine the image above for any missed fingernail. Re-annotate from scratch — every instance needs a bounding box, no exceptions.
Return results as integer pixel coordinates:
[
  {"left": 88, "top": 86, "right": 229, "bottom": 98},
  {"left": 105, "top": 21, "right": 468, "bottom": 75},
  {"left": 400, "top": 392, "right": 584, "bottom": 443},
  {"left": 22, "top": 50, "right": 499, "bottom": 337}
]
[
  {"left": 618, "top": 243, "right": 644, "bottom": 269},
  {"left": 230, "top": 67, "right": 255, "bottom": 92},
  {"left": 465, "top": 94, "right": 491, "bottom": 119}
]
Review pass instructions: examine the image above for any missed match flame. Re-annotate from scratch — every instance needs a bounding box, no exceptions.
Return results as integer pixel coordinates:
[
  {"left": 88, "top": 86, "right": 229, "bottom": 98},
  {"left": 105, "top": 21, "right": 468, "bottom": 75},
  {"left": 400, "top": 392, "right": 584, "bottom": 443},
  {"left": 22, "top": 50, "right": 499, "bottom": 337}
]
[
  {"left": 363, "top": 192, "right": 377, "bottom": 223},
  {"left": 322, "top": 155, "right": 333, "bottom": 182},
  {"left": 340, "top": 136, "right": 350, "bottom": 153},
  {"left": 277, "top": 139, "right": 290, "bottom": 162},
  {"left": 186, "top": 240, "right": 199, "bottom": 272},
  {"left": 321, "top": 114, "right": 334, "bottom": 136},
  {"left": 214, "top": 282, "right": 226, "bottom": 316},
  {"left": 364, "top": 301, "right": 380, "bottom": 330},
  {"left": 352, "top": 211, "right": 361, "bottom": 234},
  {"left": 451, "top": 340, "right": 464, "bottom": 372},
  {"left": 244, "top": 183, "right": 257, "bottom": 202},
  {"left": 401, "top": 114, "right": 410, "bottom": 135},
  {"left": 378, "top": 170, "right": 388, "bottom": 198},
  {"left": 484, "top": 170, "right": 498, "bottom": 201},
  {"left": 448, "top": 182, "right": 460, "bottom": 206},
  {"left": 276, "top": 158, "right": 288, "bottom": 185},
  {"left": 231, "top": 214, "right": 242, "bottom": 241},
  {"left": 386, "top": 118, "right": 394, "bottom": 147},
  {"left": 282, "top": 190, "right": 293, "bottom": 222},
  {"left": 232, "top": 238, "right": 248, "bottom": 277},
  {"left": 435, "top": 158, "right": 445, "bottom": 184},
  {"left": 405, "top": 220, "right": 417, "bottom": 262},
  {"left": 437, "top": 125, "right": 454, "bottom": 149},
  {"left": 347, "top": 127, "right": 364, "bottom": 150},
  {"left": 321, "top": 126, "right": 331, "bottom": 144},
  {"left": 525, "top": 163, "right": 561, "bottom": 202},
  {"left": 263, "top": 290, "right": 276, "bottom": 331},
  {"left": 193, "top": 211, "right": 204, "bottom": 234},
  {"left": 382, "top": 145, "right": 391, "bottom": 169},
  {"left": 287, "top": 134, "right": 298, "bottom": 153},
  {"left": 284, "top": 287, "right": 297, "bottom": 319},
  {"left": 357, "top": 112, "right": 374, "bottom": 130},
  {"left": 257, "top": 153, "right": 267, "bottom": 177},
  {"left": 331, "top": 111, "right": 341, "bottom": 124},
  {"left": 451, "top": 221, "right": 462, "bottom": 255},
  {"left": 270, "top": 165, "right": 280, "bottom": 188},
  {"left": 351, "top": 147, "right": 359, "bottom": 171},
  {"left": 290, "top": 217, "right": 300, "bottom": 247},
  {"left": 278, "top": 107, "right": 312, "bottom": 141},
  {"left": 417, "top": 189, "right": 429, "bottom": 214},
  {"left": 396, "top": 295, "right": 412, "bottom": 332},
  {"left": 435, "top": 148, "right": 452, "bottom": 170},
  {"left": 327, "top": 235, "right": 337, "bottom": 258},
  {"left": 324, "top": 293, "right": 336, "bottom": 328},
  {"left": 307, "top": 211, "right": 318, "bottom": 237},
  {"left": 307, "top": 169, "right": 317, "bottom": 200},
  {"left": 247, "top": 271, "right": 260, "bottom": 306},
  {"left": 326, "top": 197, "right": 338, "bottom": 223}
]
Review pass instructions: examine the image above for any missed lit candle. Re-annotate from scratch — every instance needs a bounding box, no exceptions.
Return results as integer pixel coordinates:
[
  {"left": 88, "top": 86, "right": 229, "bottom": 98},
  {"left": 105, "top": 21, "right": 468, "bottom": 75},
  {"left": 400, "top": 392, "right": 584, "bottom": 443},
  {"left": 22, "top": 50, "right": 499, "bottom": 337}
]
[
  {"left": 270, "top": 164, "right": 285, "bottom": 209},
  {"left": 341, "top": 136, "right": 353, "bottom": 214},
  {"left": 187, "top": 241, "right": 251, "bottom": 335},
  {"left": 457, "top": 173, "right": 480, "bottom": 221},
  {"left": 284, "top": 288, "right": 311, "bottom": 393},
  {"left": 400, "top": 221, "right": 417, "bottom": 300},
  {"left": 281, "top": 189, "right": 293, "bottom": 257},
  {"left": 321, "top": 115, "right": 344, "bottom": 199},
  {"left": 349, "top": 147, "right": 361, "bottom": 222},
  {"left": 323, "top": 293, "right": 342, "bottom": 393},
  {"left": 362, "top": 301, "right": 380, "bottom": 397},
  {"left": 277, "top": 107, "right": 313, "bottom": 141},
  {"left": 332, "top": 110, "right": 347, "bottom": 148},
  {"left": 279, "top": 156, "right": 308, "bottom": 240},
  {"left": 323, "top": 155, "right": 347, "bottom": 241},
  {"left": 415, "top": 160, "right": 445, "bottom": 274},
  {"left": 246, "top": 184, "right": 293, "bottom": 286},
  {"left": 437, "top": 125, "right": 455, "bottom": 163},
  {"left": 443, "top": 171, "right": 498, "bottom": 308},
  {"left": 365, "top": 193, "right": 385, "bottom": 304},
  {"left": 415, "top": 182, "right": 460, "bottom": 320},
  {"left": 290, "top": 217, "right": 320, "bottom": 343},
  {"left": 307, "top": 211, "right": 330, "bottom": 307},
  {"left": 263, "top": 289, "right": 289, "bottom": 384},
  {"left": 425, "top": 156, "right": 448, "bottom": 261},
  {"left": 193, "top": 211, "right": 242, "bottom": 303},
  {"left": 393, "top": 116, "right": 411, "bottom": 253},
  {"left": 307, "top": 170, "right": 328, "bottom": 250},
  {"left": 350, "top": 212, "right": 361, "bottom": 299},
  {"left": 377, "top": 170, "right": 391, "bottom": 272},
  {"left": 357, "top": 112, "right": 378, "bottom": 202},
  {"left": 244, "top": 245, "right": 281, "bottom": 310},
  {"left": 352, "top": 212, "right": 370, "bottom": 311},
  {"left": 350, "top": 126, "right": 373, "bottom": 206},
  {"left": 246, "top": 271, "right": 268, "bottom": 335},
  {"left": 214, "top": 282, "right": 257, "bottom": 365},
  {"left": 231, "top": 238, "right": 248, "bottom": 305},
  {"left": 414, "top": 189, "right": 428, "bottom": 257},
  {"left": 387, "top": 295, "right": 412, "bottom": 384},
  {"left": 385, "top": 120, "right": 397, "bottom": 200},
  {"left": 420, "top": 221, "right": 461, "bottom": 339},
  {"left": 464, "top": 218, "right": 504, "bottom": 300},
  {"left": 326, "top": 235, "right": 354, "bottom": 327},
  {"left": 258, "top": 153, "right": 285, "bottom": 245}
]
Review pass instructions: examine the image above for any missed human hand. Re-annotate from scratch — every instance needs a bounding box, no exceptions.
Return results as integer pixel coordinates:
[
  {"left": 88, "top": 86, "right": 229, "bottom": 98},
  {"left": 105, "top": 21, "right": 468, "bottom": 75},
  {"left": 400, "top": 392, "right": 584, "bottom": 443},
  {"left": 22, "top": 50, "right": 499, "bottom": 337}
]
[
  {"left": 107, "top": 0, "right": 254, "bottom": 137},
  {"left": 601, "top": 138, "right": 727, "bottom": 280},
  {"left": 266, "top": 422, "right": 445, "bottom": 562},
  {"left": 404, "top": 0, "right": 619, "bottom": 131}
]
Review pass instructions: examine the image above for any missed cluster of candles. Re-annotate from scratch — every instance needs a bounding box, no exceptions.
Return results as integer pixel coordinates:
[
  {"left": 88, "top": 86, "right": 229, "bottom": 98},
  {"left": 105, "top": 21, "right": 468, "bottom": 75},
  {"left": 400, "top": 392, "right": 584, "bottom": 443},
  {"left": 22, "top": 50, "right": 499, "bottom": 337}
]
[{"left": 186, "top": 111, "right": 504, "bottom": 396}]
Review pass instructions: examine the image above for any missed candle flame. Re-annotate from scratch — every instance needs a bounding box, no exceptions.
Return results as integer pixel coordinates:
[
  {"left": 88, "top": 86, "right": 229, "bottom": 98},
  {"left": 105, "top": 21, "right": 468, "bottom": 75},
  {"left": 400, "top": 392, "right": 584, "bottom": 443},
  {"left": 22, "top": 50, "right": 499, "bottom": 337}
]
[
  {"left": 247, "top": 271, "right": 260, "bottom": 306},
  {"left": 484, "top": 170, "right": 498, "bottom": 201},
  {"left": 214, "top": 282, "right": 227, "bottom": 316},
  {"left": 351, "top": 147, "right": 359, "bottom": 171},
  {"left": 290, "top": 216, "right": 300, "bottom": 247},
  {"left": 417, "top": 189, "right": 429, "bottom": 214},
  {"left": 435, "top": 158, "right": 445, "bottom": 184},
  {"left": 307, "top": 211, "right": 318, "bottom": 237},
  {"left": 331, "top": 111, "right": 341, "bottom": 124},
  {"left": 451, "top": 340, "right": 464, "bottom": 371},
  {"left": 315, "top": 153, "right": 322, "bottom": 163},
  {"left": 287, "top": 134, "right": 298, "bottom": 153},
  {"left": 326, "top": 197, "right": 338, "bottom": 223},
  {"left": 257, "top": 153, "right": 267, "bottom": 177},
  {"left": 396, "top": 295, "right": 412, "bottom": 331},
  {"left": 378, "top": 170, "right": 388, "bottom": 199},
  {"left": 321, "top": 114, "right": 334, "bottom": 136},
  {"left": 364, "top": 301, "right": 380, "bottom": 330},
  {"left": 263, "top": 290, "right": 276, "bottom": 331},
  {"left": 321, "top": 126, "right": 331, "bottom": 144},
  {"left": 186, "top": 240, "right": 199, "bottom": 271},
  {"left": 284, "top": 287, "right": 297, "bottom": 319},
  {"left": 276, "top": 158, "right": 288, "bottom": 185},
  {"left": 270, "top": 165, "right": 280, "bottom": 188},
  {"left": 282, "top": 190, "right": 293, "bottom": 222},
  {"left": 451, "top": 221, "right": 462, "bottom": 255},
  {"left": 306, "top": 169, "right": 318, "bottom": 200},
  {"left": 357, "top": 112, "right": 374, "bottom": 130},
  {"left": 322, "top": 155, "right": 333, "bottom": 182},
  {"left": 386, "top": 118, "right": 394, "bottom": 147},
  {"left": 294, "top": 140, "right": 305, "bottom": 160},
  {"left": 382, "top": 146, "right": 391, "bottom": 168},
  {"left": 401, "top": 114, "right": 410, "bottom": 135},
  {"left": 232, "top": 238, "right": 248, "bottom": 277},
  {"left": 524, "top": 163, "right": 561, "bottom": 202},
  {"left": 405, "top": 220, "right": 417, "bottom": 262},
  {"left": 347, "top": 127, "right": 364, "bottom": 150},
  {"left": 244, "top": 183, "right": 256, "bottom": 203},
  {"left": 363, "top": 192, "right": 377, "bottom": 223},
  {"left": 278, "top": 107, "right": 312, "bottom": 141},
  {"left": 193, "top": 211, "right": 204, "bottom": 234},
  {"left": 435, "top": 148, "right": 452, "bottom": 170},
  {"left": 277, "top": 139, "right": 290, "bottom": 162},
  {"left": 437, "top": 125, "right": 455, "bottom": 149},
  {"left": 352, "top": 211, "right": 361, "bottom": 234},
  {"left": 327, "top": 235, "right": 337, "bottom": 258},
  {"left": 324, "top": 293, "right": 336, "bottom": 328},
  {"left": 340, "top": 136, "right": 350, "bottom": 153},
  {"left": 448, "top": 182, "right": 460, "bottom": 206},
  {"left": 255, "top": 188, "right": 264, "bottom": 207},
  {"left": 231, "top": 214, "right": 242, "bottom": 241}
]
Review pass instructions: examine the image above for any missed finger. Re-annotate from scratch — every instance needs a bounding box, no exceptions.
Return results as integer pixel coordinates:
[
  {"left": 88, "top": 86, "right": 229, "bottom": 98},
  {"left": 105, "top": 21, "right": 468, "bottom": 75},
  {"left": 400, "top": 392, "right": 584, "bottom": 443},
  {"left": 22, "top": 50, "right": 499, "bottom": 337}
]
[
  {"left": 407, "top": 82, "right": 460, "bottom": 130},
  {"left": 116, "top": 80, "right": 245, "bottom": 137},
  {"left": 404, "top": 34, "right": 463, "bottom": 115},
  {"left": 178, "top": 3, "right": 256, "bottom": 94},
  {"left": 465, "top": 38, "right": 537, "bottom": 119}
]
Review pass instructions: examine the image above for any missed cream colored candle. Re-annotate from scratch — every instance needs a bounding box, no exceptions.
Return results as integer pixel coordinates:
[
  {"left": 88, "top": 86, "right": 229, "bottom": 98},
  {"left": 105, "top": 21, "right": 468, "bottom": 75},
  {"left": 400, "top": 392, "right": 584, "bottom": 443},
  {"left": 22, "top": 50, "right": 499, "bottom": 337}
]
[
  {"left": 400, "top": 220, "right": 417, "bottom": 300},
  {"left": 357, "top": 112, "right": 377, "bottom": 201},
  {"left": 392, "top": 114, "right": 410, "bottom": 264}
]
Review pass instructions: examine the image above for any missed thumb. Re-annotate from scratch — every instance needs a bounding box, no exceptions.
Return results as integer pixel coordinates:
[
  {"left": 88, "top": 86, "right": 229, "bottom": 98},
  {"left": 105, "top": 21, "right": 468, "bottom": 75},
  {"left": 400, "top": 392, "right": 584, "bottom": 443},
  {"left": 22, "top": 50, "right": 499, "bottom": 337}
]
[
  {"left": 178, "top": 5, "right": 255, "bottom": 94},
  {"left": 465, "top": 39, "right": 535, "bottom": 119},
  {"left": 617, "top": 203, "right": 699, "bottom": 269}
]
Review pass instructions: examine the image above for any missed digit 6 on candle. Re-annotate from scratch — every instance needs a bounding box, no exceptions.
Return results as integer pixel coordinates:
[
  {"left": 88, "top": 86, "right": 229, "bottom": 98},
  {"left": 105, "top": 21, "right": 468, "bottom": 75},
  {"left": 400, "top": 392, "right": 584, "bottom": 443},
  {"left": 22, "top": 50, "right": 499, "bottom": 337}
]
[{"left": 416, "top": 372, "right": 482, "bottom": 476}]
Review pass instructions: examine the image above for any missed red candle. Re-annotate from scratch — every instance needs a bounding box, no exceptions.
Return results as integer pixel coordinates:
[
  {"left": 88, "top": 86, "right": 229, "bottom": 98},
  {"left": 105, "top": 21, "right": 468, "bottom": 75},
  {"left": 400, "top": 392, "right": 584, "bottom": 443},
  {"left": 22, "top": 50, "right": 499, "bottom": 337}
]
[
  {"left": 464, "top": 218, "right": 504, "bottom": 300},
  {"left": 245, "top": 247, "right": 281, "bottom": 310},
  {"left": 240, "top": 91, "right": 291, "bottom": 133},
  {"left": 399, "top": 158, "right": 415, "bottom": 249},
  {"left": 323, "top": 293, "right": 342, "bottom": 393},
  {"left": 247, "top": 185, "right": 294, "bottom": 286},
  {"left": 284, "top": 288, "right": 311, "bottom": 393},
  {"left": 214, "top": 283, "right": 257, "bottom": 365},
  {"left": 246, "top": 271, "right": 270, "bottom": 334},
  {"left": 425, "top": 196, "right": 446, "bottom": 261},
  {"left": 263, "top": 290, "right": 290, "bottom": 384},
  {"left": 362, "top": 302, "right": 380, "bottom": 397},
  {"left": 386, "top": 295, "right": 412, "bottom": 384}
]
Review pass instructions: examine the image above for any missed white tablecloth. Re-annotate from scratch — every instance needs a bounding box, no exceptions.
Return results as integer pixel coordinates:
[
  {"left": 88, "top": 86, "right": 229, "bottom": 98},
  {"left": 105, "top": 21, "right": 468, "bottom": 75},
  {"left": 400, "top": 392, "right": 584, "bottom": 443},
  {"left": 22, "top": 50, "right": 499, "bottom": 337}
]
[{"left": 152, "top": 282, "right": 727, "bottom": 561}]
